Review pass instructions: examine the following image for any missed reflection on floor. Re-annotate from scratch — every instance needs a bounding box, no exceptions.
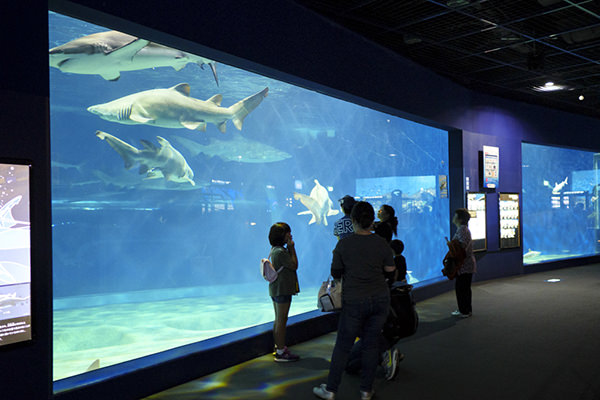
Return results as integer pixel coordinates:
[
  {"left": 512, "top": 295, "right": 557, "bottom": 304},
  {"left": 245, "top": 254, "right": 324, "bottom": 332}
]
[
  {"left": 53, "top": 286, "right": 320, "bottom": 381},
  {"left": 146, "top": 264, "right": 600, "bottom": 400}
]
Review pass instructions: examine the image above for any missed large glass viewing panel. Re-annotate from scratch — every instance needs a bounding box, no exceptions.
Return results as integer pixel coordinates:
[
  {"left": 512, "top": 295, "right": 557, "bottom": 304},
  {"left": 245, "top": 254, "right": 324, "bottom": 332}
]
[
  {"left": 49, "top": 12, "right": 449, "bottom": 380},
  {"left": 522, "top": 143, "right": 599, "bottom": 265}
]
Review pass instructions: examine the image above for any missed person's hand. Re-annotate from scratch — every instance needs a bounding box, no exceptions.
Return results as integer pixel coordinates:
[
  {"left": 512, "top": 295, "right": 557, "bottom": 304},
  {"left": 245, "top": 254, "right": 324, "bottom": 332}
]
[{"left": 287, "top": 235, "right": 295, "bottom": 248}]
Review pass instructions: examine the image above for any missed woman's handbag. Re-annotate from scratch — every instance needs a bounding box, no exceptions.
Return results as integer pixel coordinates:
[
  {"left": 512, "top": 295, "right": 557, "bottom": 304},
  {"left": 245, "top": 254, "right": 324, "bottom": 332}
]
[
  {"left": 441, "top": 239, "right": 466, "bottom": 280},
  {"left": 318, "top": 277, "right": 342, "bottom": 312}
]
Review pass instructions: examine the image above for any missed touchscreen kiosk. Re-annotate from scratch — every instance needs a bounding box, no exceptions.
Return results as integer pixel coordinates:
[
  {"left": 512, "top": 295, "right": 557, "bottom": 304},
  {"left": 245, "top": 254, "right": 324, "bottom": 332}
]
[
  {"left": 0, "top": 161, "right": 32, "bottom": 347},
  {"left": 467, "top": 192, "right": 487, "bottom": 252}
]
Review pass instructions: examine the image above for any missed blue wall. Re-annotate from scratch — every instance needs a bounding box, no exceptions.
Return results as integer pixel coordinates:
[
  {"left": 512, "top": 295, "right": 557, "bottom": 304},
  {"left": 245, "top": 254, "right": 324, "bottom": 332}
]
[{"left": 2, "top": 0, "right": 600, "bottom": 398}]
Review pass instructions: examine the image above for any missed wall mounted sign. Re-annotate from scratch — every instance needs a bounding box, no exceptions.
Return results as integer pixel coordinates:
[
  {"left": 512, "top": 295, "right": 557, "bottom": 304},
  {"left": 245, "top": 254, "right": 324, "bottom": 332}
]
[
  {"left": 439, "top": 175, "right": 448, "bottom": 198},
  {"left": 483, "top": 145, "right": 499, "bottom": 189}
]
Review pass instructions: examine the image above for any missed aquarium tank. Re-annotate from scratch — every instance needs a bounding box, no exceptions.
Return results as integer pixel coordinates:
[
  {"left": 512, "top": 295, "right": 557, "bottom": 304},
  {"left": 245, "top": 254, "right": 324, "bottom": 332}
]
[
  {"left": 49, "top": 11, "right": 450, "bottom": 381},
  {"left": 522, "top": 143, "right": 600, "bottom": 265}
]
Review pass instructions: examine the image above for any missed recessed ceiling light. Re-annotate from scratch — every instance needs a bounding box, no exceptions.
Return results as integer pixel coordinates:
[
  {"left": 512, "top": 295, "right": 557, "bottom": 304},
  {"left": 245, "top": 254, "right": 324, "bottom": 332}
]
[
  {"left": 579, "top": 95, "right": 585, "bottom": 101},
  {"left": 532, "top": 82, "right": 568, "bottom": 92},
  {"left": 545, "top": 278, "right": 561, "bottom": 283}
]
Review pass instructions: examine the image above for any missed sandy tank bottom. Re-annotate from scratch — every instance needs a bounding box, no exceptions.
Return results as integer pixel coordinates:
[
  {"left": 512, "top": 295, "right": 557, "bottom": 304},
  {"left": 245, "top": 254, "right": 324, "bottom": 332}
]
[{"left": 53, "top": 286, "right": 320, "bottom": 381}]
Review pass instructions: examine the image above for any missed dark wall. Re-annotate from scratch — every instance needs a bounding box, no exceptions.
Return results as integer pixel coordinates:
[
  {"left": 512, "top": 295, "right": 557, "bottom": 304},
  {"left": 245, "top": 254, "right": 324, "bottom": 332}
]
[
  {"left": 2, "top": 0, "right": 600, "bottom": 399},
  {"left": 0, "top": 1, "right": 52, "bottom": 399}
]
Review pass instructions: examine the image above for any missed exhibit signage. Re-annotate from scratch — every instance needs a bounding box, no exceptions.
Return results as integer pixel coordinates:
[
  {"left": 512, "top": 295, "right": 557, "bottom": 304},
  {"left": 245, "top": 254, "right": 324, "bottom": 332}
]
[
  {"left": 483, "top": 145, "right": 499, "bottom": 189},
  {"left": 0, "top": 162, "right": 32, "bottom": 347},
  {"left": 499, "top": 193, "right": 520, "bottom": 249}
]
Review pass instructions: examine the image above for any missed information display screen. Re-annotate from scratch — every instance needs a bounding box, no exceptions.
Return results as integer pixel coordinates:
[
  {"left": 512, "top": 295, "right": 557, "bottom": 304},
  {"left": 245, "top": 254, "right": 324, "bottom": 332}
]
[
  {"left": 467, "top": 192, "right": 487, "bottom": 252},
  {"left": 0, "top": 162, "right": 32, "bottom": 347},
  {"left": 499, "top": 193, "right": 520, "bottom": 249}
]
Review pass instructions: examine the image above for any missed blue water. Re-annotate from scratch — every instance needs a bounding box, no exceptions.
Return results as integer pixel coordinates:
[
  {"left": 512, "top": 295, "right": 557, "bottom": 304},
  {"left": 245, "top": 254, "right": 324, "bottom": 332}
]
[
  {"left": 49, "top": 12, "right": 450, "bottom": 379},
  {"left": 522, "top": 143, "right": 599, "bottom": 264}
]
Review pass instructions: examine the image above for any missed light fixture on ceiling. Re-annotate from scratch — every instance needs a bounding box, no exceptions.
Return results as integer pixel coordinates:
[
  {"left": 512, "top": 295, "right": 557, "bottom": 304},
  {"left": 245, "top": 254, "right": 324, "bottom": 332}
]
[
  {"left": 579, "top": 95, "right": 585, "bottom": 101},
  {"left": 532, "top": 81, "right": 568, "bottom": 92}
]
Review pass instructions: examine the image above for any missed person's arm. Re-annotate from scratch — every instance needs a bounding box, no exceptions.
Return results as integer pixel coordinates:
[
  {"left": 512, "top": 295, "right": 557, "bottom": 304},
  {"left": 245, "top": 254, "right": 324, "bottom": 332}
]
[
  {"left": 331, "top": 246, "right": 343, "bottom": 279},
  {"left": 384, "top": 264, "right": 396, "bottom": 278},
  {"left": 455, "top": 226, "right": 469, "bottom": 248},
  {"left": 383, "top": 245, "right": 396, "bottom": 281},
  {"left": 287, "top": 237, "right": 298, "bottom": 270}
]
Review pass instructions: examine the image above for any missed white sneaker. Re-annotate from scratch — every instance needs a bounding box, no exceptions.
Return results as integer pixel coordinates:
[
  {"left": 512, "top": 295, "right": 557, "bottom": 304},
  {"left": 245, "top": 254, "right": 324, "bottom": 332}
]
[
  {"left": 452, "top": 310, "right": 472, "bottom": 318},
  {"left": 313, "top": 383, "right": 335, "bottom": 399},
  {"left": 383, "top": 348, "right": 399, "bottom": 380}
]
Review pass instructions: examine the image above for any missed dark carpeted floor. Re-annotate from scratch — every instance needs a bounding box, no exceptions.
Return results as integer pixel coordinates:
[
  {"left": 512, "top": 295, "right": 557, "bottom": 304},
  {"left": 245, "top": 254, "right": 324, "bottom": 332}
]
[{"left": 146, "top": 264, "right": 600, "bottom": 400}]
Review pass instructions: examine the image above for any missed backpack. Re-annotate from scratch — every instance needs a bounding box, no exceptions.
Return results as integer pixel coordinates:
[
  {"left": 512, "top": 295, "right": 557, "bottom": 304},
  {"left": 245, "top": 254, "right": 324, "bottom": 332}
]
[
  {"left": 382, "top": 284, "right": 419, "bottom": 343},
  {"left": 260, "top": 257, "right": 283, "bottom": 283}
]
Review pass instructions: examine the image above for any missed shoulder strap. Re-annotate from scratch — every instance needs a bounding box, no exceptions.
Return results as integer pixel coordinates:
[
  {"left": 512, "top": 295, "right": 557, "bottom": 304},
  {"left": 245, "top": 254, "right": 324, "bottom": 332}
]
[{"left": 269, "top": 246, "right": 285, "bottom": 273}]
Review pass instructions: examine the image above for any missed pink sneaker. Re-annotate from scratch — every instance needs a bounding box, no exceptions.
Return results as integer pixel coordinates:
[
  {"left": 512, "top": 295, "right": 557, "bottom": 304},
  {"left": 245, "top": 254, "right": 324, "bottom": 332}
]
[{"left": 274, "top": 346, "right": 300, "bottom": 362}]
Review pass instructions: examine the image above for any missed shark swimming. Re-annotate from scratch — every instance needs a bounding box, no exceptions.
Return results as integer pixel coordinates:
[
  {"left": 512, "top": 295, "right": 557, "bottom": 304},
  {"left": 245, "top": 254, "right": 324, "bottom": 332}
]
[
  {"left": 172, "top": 134, "right": 291, "bottom": 163},
  {"left": 49, "top": 30, "right": 219, "bottom": 84},
  {"left": 294, "top": 179, "right": 339, "bottom": 226},
  {"left": 95, "top": 130, "right": 195, "bottom": 186},
  {"left": 543, "top": 176, "right": 568, "bottom": 194},
  {"left": 523, "top": 249, "right": 542, "bottom": 259},
  {"left": 88, "top": 84, "right": 269, "bottom": 133},
  {"left": 91, "top": 169, "right": 207, "bottom": 191}
]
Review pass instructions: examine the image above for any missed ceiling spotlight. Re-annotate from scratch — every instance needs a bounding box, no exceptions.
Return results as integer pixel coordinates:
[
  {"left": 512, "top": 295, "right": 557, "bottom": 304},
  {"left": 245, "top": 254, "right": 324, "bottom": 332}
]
[
  {"left": 532, "top": 82, "right": 568, "bottom": 92},
  {"left": 579, "top": 95, "right": 585, "bottom": 101}
]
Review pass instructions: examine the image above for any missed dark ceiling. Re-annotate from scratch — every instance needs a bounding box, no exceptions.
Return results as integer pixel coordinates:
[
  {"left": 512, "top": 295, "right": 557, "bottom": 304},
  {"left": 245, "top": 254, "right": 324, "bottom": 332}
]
[{"left": 292, "top": 0, "right": 600, "bottom": 119}]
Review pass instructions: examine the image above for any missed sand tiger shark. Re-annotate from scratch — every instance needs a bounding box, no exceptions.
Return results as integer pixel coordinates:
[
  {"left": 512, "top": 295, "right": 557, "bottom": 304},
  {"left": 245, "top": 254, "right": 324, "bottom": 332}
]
[
  {"left": 91, "top": 169, "right": 207, "bottom": 191},
  {"left": 172, "top": 133, "right": 291, "bottom": 163},
  {"left": 95, "top": 131, "right": 195, "bottom": 186},
  {"left": 49, "top": 30, "right": 219, "bottom": 84},
  {"left": 88, "top": 84, "right": 268, "bottom": 133},
  {"left": 294, "top": 179, "right": 339, "bottom": 226}
]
